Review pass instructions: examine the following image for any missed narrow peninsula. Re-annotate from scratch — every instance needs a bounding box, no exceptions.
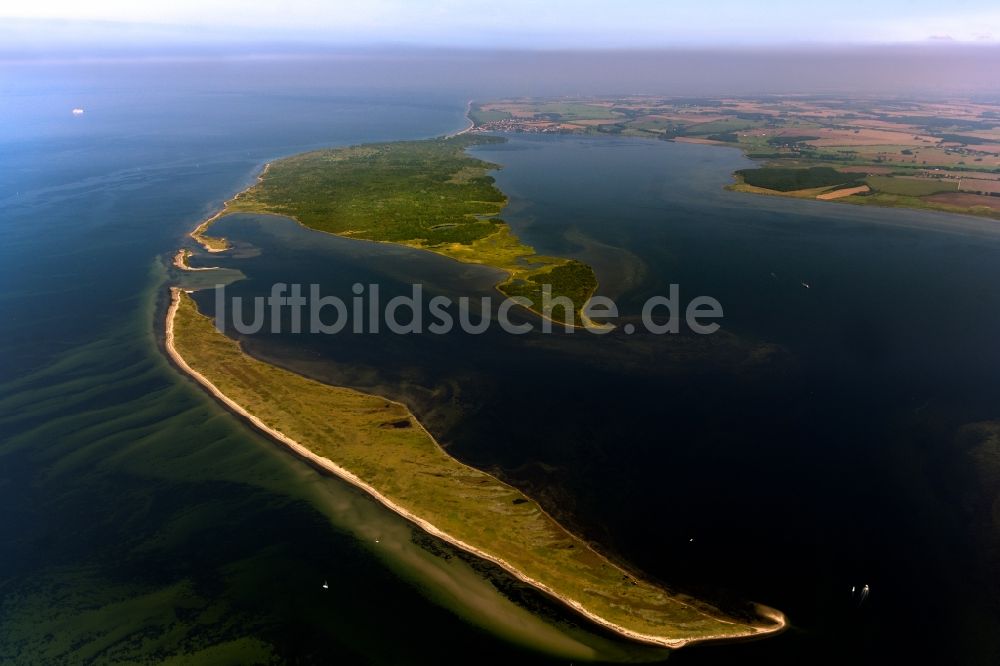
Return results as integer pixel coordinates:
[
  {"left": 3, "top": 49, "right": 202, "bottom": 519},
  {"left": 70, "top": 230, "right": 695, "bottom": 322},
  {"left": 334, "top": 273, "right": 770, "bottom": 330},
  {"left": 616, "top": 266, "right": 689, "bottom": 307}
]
[{"left": 165, "top": 288, "right": 785, "bottom": 647}]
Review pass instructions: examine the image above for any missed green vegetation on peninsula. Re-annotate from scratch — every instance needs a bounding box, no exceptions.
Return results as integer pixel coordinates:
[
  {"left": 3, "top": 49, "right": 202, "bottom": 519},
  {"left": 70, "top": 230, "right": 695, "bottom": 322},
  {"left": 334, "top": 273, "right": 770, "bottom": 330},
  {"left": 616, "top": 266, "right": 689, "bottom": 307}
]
[
  {"left": 193, "top": 135, "right": 598, "bottom": 325},
  {"left": 166, "top": 289, "right": 785, "bottom": 647}
]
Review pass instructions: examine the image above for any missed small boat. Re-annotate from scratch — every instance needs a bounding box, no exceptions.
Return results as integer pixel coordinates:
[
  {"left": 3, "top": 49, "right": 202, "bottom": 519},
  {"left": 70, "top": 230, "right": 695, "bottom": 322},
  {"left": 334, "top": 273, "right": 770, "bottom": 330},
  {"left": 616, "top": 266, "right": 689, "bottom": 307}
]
[
  {"left": 72, "top": 108, "right": 84, "bottom": 115},
  {"left": 851, "top": 583, "right": 870, "bottom": 606},
  {"left": 800, "top": 282, "right": 811, "bottom": 289},
  {"left": 322, "top": 581, "right": 329, "bottom": 590}
]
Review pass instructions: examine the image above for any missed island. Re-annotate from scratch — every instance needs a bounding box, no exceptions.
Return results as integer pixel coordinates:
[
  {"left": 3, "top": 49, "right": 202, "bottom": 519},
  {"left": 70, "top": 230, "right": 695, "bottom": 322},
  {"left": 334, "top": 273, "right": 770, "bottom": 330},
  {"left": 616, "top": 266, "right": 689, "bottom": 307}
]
[
  {"left": 192, "top": 135, "right": 598, "bottom": 326},
  {"left": 165, "top": 287, "right": 785, "bottom": 647},
  {"left": 469, "top": 97, "right": 1000, "bottom": 220}
]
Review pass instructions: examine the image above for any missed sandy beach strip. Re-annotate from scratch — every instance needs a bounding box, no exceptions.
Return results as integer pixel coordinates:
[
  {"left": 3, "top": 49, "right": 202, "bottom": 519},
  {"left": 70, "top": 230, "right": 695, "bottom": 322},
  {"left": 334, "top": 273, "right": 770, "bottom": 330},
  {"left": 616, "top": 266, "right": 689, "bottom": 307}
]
[
  {"left": 172, "top": 248, "right": 220, "bottom": 271},
  {"left": 445, "top": 99, "right": 475, "bottom": 138}
]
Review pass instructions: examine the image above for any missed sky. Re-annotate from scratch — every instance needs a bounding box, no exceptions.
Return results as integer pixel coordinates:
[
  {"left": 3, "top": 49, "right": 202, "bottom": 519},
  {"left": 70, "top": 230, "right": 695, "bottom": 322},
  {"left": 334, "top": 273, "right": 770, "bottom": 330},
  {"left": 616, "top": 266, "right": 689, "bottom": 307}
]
[{"left": 5, "top": 0, "right": 1000, "bottom": 48}]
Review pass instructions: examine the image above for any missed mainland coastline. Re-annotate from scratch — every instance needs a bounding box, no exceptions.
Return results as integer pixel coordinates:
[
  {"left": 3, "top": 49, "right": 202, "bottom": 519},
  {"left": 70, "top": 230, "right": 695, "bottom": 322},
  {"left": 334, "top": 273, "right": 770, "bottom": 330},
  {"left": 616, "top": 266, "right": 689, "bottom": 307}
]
[{"left": 469, "top": 97, "right": 1000, "bottom": 222}]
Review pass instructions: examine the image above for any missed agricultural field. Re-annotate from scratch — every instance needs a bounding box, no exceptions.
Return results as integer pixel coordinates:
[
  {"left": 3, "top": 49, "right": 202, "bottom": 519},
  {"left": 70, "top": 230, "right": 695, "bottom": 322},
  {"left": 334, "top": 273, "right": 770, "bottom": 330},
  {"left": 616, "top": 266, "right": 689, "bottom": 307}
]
[
  {"left": 958, "top": 177, "right": 1000, "bottom": 194},
  {"left": 925, "top": 192, "right": 1000, "bottom": 212},
  {"left": 865, "top": 176, "right": 958, "bottom": 197}
]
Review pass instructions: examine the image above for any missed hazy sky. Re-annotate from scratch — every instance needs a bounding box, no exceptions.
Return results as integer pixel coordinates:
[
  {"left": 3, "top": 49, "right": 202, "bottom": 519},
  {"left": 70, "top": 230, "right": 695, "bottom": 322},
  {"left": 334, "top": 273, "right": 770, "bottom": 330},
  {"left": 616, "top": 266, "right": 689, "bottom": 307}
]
[{"left": 6, "top": 0, "right": 1000, "bottom": 47}]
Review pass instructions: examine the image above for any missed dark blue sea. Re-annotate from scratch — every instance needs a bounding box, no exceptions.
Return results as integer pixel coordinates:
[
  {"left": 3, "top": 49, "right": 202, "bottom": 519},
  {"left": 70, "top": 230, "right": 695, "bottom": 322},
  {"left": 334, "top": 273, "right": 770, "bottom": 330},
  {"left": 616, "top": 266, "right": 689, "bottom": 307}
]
[{"left": 3, "top": 59, "right": 1000, "bottom": 664}]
